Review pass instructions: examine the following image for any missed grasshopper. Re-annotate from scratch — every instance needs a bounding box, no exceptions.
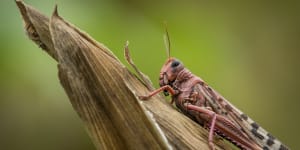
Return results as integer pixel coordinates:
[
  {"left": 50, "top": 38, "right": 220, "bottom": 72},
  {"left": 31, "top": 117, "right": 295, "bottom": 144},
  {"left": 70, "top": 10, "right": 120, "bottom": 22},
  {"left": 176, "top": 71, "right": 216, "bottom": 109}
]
[{"left": 124, "top": 27, "right": 289, "bottom": 150}]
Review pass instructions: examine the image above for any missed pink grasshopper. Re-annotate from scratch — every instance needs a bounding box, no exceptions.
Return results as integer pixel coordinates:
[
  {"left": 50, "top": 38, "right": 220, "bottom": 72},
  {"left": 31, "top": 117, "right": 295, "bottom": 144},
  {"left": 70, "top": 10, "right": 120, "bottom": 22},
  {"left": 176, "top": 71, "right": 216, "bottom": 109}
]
[{"left": 125, "top": 27, "right": 289, "bottom": 150}]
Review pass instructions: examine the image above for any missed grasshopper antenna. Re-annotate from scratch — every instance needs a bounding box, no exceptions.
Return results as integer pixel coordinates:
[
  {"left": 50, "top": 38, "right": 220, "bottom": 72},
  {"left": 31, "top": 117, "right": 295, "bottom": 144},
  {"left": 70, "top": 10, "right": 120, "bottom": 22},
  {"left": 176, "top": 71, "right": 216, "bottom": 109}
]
[{"left": 164, "top": 22, "right": 171, "bottom": 60}]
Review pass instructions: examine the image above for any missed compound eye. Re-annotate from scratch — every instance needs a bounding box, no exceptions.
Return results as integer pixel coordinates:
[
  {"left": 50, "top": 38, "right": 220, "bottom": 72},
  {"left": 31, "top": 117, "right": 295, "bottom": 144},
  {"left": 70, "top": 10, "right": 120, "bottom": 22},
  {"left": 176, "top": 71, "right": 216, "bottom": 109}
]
[{"left": 171, "top": 60, "right": 180, "bottom": 68}]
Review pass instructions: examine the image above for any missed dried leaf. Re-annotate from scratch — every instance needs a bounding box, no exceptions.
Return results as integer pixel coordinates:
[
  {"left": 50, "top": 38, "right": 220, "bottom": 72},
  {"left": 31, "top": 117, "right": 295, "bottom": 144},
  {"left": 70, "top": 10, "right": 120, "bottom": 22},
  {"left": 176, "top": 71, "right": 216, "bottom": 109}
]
[{"left": 16, "top": 1, "right": 232, "bottom": 149}]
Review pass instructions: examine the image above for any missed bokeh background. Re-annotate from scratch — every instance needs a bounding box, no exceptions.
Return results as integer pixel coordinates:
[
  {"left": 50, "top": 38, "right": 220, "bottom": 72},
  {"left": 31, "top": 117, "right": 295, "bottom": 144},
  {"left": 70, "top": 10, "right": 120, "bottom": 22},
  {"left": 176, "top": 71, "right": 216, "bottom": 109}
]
[{"left": 1, "top": 0, "right": 299, "bottom": 149}]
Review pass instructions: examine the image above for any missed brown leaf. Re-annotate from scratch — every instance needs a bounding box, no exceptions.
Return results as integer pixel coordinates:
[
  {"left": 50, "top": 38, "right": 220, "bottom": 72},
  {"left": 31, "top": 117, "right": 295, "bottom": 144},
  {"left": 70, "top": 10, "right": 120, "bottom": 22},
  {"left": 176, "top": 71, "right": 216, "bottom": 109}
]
[{"left": 16, "top": 1, "right": 232, "bottom": 149}]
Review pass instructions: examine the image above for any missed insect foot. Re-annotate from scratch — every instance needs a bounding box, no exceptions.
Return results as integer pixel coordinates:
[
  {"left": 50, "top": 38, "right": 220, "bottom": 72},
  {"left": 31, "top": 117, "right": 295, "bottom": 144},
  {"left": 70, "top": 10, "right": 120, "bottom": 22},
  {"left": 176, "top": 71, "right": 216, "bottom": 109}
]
[
  {"left": 209, "top": 142, "right": 215, "bottom": 150},
  {"left": 138, "top": 95, "right": 150, "bottom": 100}
]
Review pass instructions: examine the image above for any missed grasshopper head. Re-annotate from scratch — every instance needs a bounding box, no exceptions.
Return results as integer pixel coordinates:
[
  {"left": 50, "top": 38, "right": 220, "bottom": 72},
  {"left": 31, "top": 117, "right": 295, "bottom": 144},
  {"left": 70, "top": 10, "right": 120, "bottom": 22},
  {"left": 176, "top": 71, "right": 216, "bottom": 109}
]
[
  {"left": 159, "top": 58, "right": 184, "bottom": 96},
  {"left": 159, "top": 24, "right": 185, "bottom": 95}
]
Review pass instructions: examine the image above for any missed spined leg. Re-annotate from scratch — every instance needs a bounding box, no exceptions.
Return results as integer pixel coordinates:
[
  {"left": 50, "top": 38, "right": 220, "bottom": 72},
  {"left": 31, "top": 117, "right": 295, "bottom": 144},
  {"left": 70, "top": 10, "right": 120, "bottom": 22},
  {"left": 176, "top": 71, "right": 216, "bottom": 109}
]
[
  {"left": 185, "top": 103, "right": 217, "bottom": 150},
  {"left": 208, "top": 112, "right": 217, "bottom": 150}
]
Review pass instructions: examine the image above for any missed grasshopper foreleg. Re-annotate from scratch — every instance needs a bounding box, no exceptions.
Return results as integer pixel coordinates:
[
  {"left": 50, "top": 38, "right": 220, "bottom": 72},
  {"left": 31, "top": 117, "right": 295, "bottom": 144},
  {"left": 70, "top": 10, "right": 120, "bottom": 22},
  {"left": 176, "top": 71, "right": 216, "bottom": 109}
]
[{"left": 139, "top": 85, "right": 177, "bottom": 103}]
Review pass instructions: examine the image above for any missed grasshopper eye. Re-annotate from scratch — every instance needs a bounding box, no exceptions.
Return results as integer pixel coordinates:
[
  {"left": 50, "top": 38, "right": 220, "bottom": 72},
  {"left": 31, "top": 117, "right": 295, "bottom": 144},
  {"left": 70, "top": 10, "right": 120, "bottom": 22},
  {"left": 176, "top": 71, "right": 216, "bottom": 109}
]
[{"left": 171, "top": 60, "right": 180, "bottom": 68}]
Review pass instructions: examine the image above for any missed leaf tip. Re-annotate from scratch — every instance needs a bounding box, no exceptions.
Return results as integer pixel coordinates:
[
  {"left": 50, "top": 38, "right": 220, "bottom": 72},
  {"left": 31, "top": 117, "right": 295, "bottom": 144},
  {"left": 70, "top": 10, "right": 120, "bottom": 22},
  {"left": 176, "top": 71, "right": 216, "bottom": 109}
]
[
  {"left": 15, "top": 0, "right": 24, "bottom": 11},
  {"left": 15, "top": 0, "right": 22, "bottom": 3},
  {"left": 126, "top": 40, "right": 129, "bottom": 47},
  {"left": 52, "top": 4, "right": 59, "bottom": 17}
]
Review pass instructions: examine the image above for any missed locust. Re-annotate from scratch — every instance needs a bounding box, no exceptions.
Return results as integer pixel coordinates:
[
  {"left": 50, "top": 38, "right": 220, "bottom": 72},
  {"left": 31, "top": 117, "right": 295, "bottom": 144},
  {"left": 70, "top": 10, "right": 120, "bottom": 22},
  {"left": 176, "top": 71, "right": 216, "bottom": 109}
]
[{"left": 124, "top": 27, "right": 289, "bottom": 150}]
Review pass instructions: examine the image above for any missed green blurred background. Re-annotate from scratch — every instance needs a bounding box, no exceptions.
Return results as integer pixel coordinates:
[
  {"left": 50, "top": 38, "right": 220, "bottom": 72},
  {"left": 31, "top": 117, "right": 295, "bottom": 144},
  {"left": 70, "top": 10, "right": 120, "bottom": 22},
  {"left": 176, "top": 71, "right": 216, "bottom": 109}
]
[{"left": 1, "top": 0, "right": 299, "bottom": 149}]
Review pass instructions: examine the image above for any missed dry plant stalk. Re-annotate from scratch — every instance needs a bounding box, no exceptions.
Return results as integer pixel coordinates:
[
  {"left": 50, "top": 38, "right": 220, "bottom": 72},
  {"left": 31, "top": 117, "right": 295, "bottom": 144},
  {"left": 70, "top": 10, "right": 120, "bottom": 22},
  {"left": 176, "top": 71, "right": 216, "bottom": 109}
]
[{"left": 15, "top": 0, "right": 232, "bottom": 149}]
